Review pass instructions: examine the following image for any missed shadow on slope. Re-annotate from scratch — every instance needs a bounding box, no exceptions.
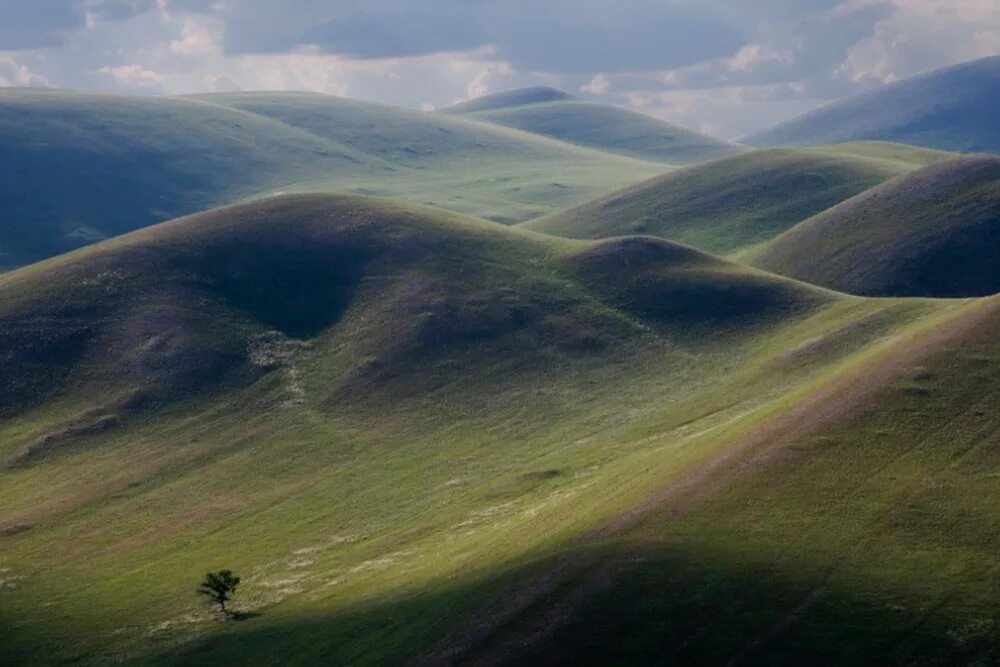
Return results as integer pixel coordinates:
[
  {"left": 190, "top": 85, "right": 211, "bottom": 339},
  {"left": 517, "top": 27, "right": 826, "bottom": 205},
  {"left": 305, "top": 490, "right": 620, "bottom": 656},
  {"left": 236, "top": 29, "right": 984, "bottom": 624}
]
[{"left": 754, "top": 155, "right": 1000, "bottom": 297}]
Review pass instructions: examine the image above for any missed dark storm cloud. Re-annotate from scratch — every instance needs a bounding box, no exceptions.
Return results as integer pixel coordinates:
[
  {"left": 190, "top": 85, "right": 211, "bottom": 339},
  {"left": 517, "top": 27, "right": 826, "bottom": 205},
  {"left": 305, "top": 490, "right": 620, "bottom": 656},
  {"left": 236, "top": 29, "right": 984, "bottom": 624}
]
[
  {"left": 217, "top": 0, "right": 750, "bottom": 73},
  {"left": 0, "top": 0, "right": 160, "bottom": 49}
]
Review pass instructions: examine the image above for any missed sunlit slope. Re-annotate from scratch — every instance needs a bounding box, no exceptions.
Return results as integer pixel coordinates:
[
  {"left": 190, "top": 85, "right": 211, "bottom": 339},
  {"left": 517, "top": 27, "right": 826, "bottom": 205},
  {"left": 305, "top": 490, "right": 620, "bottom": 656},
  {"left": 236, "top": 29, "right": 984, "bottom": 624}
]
[
  {"left": 187, "top": 91, "right": 666, "bottom": 222},
  {"left": 0, "top": 194, "right": 949, "bottom": 665},
  {"left": 484, "top": 292, "right": 1000, "bottom": 666},
  {"left": 442, "top": 87, "right": 742, "bottom": 164},
  {"left": 745, "top": 55, "right": 1000, "bottom": 154},
  {"left": 755, "top": 155, "right": 1000, "bottom": 296},
  {"left": 523, "top": 143, "right": 948, "bottom": 255}
]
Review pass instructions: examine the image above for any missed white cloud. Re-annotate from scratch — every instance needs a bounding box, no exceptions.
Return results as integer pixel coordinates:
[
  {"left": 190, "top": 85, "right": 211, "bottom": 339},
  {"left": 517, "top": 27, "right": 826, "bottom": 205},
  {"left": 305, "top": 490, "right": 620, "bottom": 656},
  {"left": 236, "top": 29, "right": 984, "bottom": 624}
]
[
  {"left": 0, "top": 56, "right": 50, "bottom": 87},
  {"left": 169, "top": 18, "right": 220, "bottom": 56},
  {"left": 728, "top": 43, "right": 794, "bottom": 73},
  {"left": 98, "top": 63, "right": 163, "bottom": 86},
  {"left": 580, "top": 73, "right": 610, "bottom": 94}
]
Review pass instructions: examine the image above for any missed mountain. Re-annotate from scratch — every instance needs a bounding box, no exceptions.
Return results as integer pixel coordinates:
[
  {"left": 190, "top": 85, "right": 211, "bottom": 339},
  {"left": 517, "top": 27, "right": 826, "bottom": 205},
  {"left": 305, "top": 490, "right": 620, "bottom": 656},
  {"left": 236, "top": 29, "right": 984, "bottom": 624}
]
[
  {"left": 522, "top": 142, "right": 948, "bottom": 255},
  {"left": 1, "top": 193, "right": 956, "bottom": 665},
  {"left": 754, "top": 155, "right": 1000, "bottom": 297},
  {"left": 0, "top": 89, "right": 662, "bottom": 270},
  {"left": 744, "top": 56, "right": 1000, "bottom": 154},
  {"left": 441, "top": 86, "right": 743, "bottom": 164}
]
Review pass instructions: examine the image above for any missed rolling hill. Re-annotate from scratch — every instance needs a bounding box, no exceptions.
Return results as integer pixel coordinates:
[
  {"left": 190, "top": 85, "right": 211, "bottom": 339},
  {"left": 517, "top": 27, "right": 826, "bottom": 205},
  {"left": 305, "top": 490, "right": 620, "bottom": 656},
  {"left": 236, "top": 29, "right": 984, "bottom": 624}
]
[
  {"left": 744, "top": 55, "right": 1000, "bottom": 154},
  {"left": 522, "top": 142, "right": 948, "bottom": 255},
  {"left": 441, "top": 86, "right": 743, "bottom": 164},
  {"left": 0, "top": 88, "right": 662, "bottom": 271},
  {"left": 754, "top": 155, "right": 1000, "bottom": 297},
  {"left": 0, "top": 193, "right": 967, "bottom": 665}
]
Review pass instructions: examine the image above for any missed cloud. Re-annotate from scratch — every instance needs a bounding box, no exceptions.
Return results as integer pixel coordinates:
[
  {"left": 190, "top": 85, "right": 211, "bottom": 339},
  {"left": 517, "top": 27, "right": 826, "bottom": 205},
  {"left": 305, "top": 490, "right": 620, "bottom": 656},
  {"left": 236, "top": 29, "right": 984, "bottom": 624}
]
[
  {"left": 0, "top": 56, "right": 51, "bottom": 86},
  {"left": 0, "top": 0, "right": 161, "bottom": 50},
  {"left": 581, "top": 74, "right": 610, "bottom": 95},
  {"left": 216, "top": 0, "right": 749, "bottom": 73},
  {"left": 169, "top": 17, "right": 221, "bottom": 56},
  {"left": 99, "top": 63, "right": 163, "bottom": 87}
]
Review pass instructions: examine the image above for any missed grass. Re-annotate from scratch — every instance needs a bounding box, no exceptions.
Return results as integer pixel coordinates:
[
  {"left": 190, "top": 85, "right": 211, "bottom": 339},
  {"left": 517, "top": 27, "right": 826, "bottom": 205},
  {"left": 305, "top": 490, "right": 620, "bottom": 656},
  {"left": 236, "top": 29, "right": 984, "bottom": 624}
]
[
  {"left": 521, "top": 142, "right": 949, "bottom": 256},
  {"left": 0, "top": 88, "right": 664, "bottom": 270},
  {"left": 754, "top": 155, "right": 1000, "bottom": 296},
  {"left": 479, "top": 294, "right": 1000, "bottom": 665},
  {"left": 0, "top": 193, "right": 969, "bottom": 665},
  {"left": 442, "top": 88, "right": 742, "bottom": 164},
  {"left": 744, "top": 55, "right": 1000, "bottom": 154}
]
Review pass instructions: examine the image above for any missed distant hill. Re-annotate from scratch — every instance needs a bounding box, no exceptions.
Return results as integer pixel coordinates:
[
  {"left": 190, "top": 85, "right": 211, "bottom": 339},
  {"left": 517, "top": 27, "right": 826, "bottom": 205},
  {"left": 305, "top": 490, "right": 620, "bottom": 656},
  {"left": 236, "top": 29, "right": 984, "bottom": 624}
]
[
  {"left": 522, "top": 142, "right": 948, "bottom": 255},
  {"left": 440, "top": 86, "right": 576, "bottom": 113},
  {"left": 0, "top": 89, "right": 661, "bottom": 270},
  {"left": 744, "top": 56, "right": 1000, "bottom": 154},
  {"left": 442, "top": 87, "right": 742, "bottom": 164},
  {"left": 754, "top": 155, "right": 1000, "bottom": 296}
]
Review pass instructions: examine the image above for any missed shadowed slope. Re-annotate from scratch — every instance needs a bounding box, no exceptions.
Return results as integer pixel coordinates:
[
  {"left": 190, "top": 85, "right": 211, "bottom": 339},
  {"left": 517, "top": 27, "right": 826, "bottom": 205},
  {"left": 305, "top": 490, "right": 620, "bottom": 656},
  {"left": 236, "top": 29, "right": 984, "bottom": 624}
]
[
  {"left": 745, "top": 55, "right": 1000, "bottom": 154},
  {"left": 523, "top": 143, "right": 948, "bottom": 255},
  {"left": 754, "top": 155, "right": 1000, "bottom": 297},
  {"left": 0, "top": 88, "right": 388, "bottom": 270},
  {"left": 442, "top": 88, "right": 742, "bottom": 164}
]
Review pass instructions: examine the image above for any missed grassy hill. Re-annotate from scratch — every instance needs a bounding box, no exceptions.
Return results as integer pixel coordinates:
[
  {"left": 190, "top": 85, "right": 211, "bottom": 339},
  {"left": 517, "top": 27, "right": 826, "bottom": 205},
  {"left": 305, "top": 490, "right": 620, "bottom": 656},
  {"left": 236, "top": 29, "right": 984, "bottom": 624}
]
[
  {"left": 0, "top": 89, "right": 662, "bottom": 271},
  {"left": 461, "top": 289, "right": 1000, "bottom": 666},
  {"left": 441, "top": 87, "right": 742, "bottom": 164},
  {"left": 0, "top": 193, "right": 968, "bottom": 665},
  {"left": 754, "top": 155, "right": 1000, "bottom": 296},
  {"left": 522, "top": 142, "right": 948, "bottom": 256},
  {"left": 744, "top": 55, "right": 1000, "bottom": 154}
]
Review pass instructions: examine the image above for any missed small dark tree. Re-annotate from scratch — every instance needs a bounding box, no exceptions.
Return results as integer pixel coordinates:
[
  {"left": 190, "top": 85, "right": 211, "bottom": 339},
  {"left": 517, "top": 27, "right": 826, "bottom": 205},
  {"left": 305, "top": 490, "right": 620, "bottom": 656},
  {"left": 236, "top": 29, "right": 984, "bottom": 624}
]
[{"left": 198, "top": 570, "right": 240, "bottom": 616}]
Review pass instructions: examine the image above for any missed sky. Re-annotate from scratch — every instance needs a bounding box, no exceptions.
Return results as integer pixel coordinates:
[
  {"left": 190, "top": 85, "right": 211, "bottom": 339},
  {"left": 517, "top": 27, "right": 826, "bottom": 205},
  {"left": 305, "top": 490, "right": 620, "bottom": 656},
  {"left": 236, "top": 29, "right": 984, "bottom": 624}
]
[{"left": 0, "top": 0, "right": 997, "bottom": 138}]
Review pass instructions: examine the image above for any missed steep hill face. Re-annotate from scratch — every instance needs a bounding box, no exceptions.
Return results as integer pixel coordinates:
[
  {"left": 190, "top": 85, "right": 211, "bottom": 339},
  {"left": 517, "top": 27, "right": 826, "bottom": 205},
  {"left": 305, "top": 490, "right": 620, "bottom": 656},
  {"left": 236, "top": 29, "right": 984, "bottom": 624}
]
[
  {"left": 0, "top": 89, "right": 662, "bottom": 271},
  {"left": 744, "top": 55, "right": 1000, "bottom": 154},
  {"left": 522, "top": 143, "right": 947, "bottom": 255},
  {"left": 442, "top": 87, "right": 742, "bottom": 164},
  {"left": 754, "top": 155, "right": 1000, "bottom": 297}
]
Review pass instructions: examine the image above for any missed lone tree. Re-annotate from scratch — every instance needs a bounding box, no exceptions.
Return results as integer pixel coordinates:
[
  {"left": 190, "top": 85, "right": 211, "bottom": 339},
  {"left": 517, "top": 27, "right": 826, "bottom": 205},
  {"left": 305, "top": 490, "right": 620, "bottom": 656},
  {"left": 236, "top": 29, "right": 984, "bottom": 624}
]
[{"left": 198, "top": 570, "right": 240, "bottom": 616}]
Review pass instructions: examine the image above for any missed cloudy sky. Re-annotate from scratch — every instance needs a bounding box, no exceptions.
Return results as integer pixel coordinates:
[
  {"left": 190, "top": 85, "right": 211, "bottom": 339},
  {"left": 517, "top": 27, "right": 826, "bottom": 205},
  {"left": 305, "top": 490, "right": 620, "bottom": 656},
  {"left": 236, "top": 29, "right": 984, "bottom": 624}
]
[{"left": 1, "top": 0, "right": 997, "bottom": 138}]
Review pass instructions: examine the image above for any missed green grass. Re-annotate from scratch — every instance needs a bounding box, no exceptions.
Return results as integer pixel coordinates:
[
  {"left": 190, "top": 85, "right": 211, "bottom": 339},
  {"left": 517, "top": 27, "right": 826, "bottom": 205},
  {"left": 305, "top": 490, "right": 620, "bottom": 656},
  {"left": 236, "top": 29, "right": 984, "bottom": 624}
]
[
  {"left": 0, "top": 193, "right": 969, "bottom": 665},
  {"left": 744, "top": 55, "right": 1000, "bottom": 154},
  {"left": 0, "top": 88, "right": 663, "bottom": 271},
  {"left": 480, "top": 295, "right": 1000, "bottom": 665},
  {"left": 754, "top": 155, "right": 1000, "bottom": 296},
  {"left": 521, "top": 142, "right": 949, "bottom": 256},
  {"left": 442, "top": 88, "right": 742, "bottom": 164}
]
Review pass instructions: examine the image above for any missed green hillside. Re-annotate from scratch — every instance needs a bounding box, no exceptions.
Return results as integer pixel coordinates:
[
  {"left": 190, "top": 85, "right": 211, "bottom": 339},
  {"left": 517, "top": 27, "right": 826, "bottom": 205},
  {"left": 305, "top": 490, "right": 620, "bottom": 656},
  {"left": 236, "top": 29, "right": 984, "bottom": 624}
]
[
  {"left": 0, "top": 194, "right": 962, "bottom": 665},
  {"left": 442, "top": 87, "right": 742, "bottom": 164},
  {"left": 0, "top": 89, "right": 662, "bottom": 271},
  {"left": 522, "top": 143, "right": 948, "bottom": 256},
  {"left": 745, "top": 55, "right": 1000, "bottom": 154},
  {"left": 754, "top": 155, "right": 1000, "bottom": 296},
  {"left": 461, "top": 292, "right": 1000, "bottom": 666}
]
